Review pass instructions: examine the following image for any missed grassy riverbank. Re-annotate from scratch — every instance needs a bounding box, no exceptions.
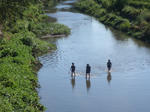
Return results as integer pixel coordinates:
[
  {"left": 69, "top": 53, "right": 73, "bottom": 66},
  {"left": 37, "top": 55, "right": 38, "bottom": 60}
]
[
  {"left": 75, "top": 0, "right": 150, "bottom": 42},
  {"left": 0, "top": 0, "right": 70, "bottom": 111}
]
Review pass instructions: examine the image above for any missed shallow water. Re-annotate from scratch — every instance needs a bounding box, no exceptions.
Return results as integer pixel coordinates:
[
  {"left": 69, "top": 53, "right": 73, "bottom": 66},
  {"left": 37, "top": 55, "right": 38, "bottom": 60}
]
[{"left": 38, "top": 0, "right": 150, "bottom": 112}]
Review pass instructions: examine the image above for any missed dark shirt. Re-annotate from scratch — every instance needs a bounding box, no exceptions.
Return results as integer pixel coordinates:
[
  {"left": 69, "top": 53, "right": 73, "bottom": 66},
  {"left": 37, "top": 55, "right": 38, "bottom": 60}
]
[
  {"left": 107, "top": 62, "right": 112, "bottom": 68},
  {"left": 86, "top": 66, "right": 91, "bottom": 73},
  {"left": 71, "top": 65, "right": 75, "bottom": 72}
]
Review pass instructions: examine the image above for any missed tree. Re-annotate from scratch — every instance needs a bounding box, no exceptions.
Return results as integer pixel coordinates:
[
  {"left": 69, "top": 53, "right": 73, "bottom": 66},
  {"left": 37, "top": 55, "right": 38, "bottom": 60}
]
[
  {"left": 0, "top": 0, "right": 39, "bottom": 23},
  {"left": 112, "top": 0, "right": 129, "bottom": 11}
]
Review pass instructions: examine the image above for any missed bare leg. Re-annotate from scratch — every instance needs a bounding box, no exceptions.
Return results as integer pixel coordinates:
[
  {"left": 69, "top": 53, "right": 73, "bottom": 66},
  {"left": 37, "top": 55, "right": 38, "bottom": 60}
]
[
  {"left": 108, "top": 67, "right": 111, "bottom": 72},
  {"left": 73, "top": 72, "right": 75, "bottom": 77},
  {"left": 71, "top": 72, "right": 74, "bottom": 77},
  {"left": 86, "top": 73, "right": 87, "bottom": 79},
  {"left": 89, "top": 73, "right": 90, "bottom": 79}
]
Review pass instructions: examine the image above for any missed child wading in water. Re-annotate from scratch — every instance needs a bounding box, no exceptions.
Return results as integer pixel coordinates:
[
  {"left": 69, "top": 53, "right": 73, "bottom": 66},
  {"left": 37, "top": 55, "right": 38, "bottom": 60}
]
[
  {"left": 86, "top": 64, "right": 91, "bottom": 79},
  {"left": 107, "top": 59, "right": 112, "bottom": 72},
  {"left": 70, "top": 63, "right": 75, "bottom": 77}
]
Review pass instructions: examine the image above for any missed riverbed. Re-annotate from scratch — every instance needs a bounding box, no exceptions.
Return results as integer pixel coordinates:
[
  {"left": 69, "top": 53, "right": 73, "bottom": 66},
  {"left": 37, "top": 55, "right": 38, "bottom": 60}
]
[{"left": 38, "top": 0, "right": 150, "bottom": 112}]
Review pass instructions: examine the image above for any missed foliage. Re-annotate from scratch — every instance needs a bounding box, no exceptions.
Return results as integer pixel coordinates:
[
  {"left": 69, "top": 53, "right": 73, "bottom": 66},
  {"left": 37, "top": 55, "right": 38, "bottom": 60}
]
[
  {"left": 112, "top": 0, "right": 129, "bottom": 11},
  {"left": 96, "top": 0, "right": 129, "bottom": 11},
  {"left": 43, "top": 0, "right": 57, "bottom": 8},
  {"left": 75, "top": 0, "right": 150, "bottom": 42},
  {"left": 143, "top": 24, "right": 150, "bottom": 41},
  {"left": 0, "top": 0, "right": 39, "bottom": 23},
  {"left": 118, "top": 20, "right": 131, "bottom": 31},
  {"left": 128, "top": 0, "right": 150, "bottom": 9},
  {"left": 137, "top": 10, "right": 150, "bottom": 23},
  {"left": 121, "top": 6, "right": 141, "bottom": 20},
  {"left": 31, "top": 22, "right": 70, "bottom": 36},
  {"left": 0, "top": 0, "right": 70, "bottom": 111},
  {"left": 0, "top": 30, "right": 56, "bottom": 112}
]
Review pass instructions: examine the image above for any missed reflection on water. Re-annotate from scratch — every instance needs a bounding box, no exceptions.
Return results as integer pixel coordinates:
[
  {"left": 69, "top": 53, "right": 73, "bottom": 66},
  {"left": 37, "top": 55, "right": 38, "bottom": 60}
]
[
  {"left": 107, "top": 72, "right": 112, "bottom": 84},
  {"left": 86, "top": 78, "right": 91, "bottom": 92},
  {"left": 38, "top": 0, "right": 150, "bottom": 112},
  {"left": 71, "top": 76, "right": 75, "bottom": 89}
]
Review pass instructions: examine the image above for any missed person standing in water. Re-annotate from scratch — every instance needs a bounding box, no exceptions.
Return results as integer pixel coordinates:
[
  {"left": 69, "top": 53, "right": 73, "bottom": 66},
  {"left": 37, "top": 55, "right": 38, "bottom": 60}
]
[
  {"left": 70, "top": 63, "right": 75, "bottom": 77},
  {"left": 86, "top": 64, "right": 91, "bottom": 79},
  {"left": 107, "top": 59, "right": 112, "bottom": 72}
]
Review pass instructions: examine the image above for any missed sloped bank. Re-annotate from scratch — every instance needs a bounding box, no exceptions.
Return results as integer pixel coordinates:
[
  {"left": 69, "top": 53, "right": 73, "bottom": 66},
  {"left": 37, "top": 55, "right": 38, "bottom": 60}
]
[
  {"left": 0, "top": 2, "right": 70, "bottom": 112},
  {"left": 75, "top": 0, "right": 150, "bottom": 43}
]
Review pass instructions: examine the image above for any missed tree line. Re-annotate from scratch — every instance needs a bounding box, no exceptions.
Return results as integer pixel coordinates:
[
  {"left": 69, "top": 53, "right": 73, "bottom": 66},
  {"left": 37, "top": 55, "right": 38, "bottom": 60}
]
[{"left": 0, "top": 0, "right": 41, "bottom": 23}]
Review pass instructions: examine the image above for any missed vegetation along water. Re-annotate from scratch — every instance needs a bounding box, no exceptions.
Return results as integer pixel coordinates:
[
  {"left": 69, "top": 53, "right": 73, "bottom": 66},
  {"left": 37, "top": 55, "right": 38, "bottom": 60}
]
[
  {"left": 1, "top": 0, "right": 150, "bottom": 111},
  {"left": 75, "top": 0, "right": 150, "bottom": 43},
  {"left": 0, "top": 0, "right": 70, "bottom": 111}
]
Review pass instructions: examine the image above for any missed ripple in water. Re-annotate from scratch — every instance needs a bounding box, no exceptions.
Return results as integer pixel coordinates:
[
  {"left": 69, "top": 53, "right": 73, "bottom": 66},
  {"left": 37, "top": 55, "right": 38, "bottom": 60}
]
[{"left": 38, "top": 0, "right": 150, "bottom": 112}]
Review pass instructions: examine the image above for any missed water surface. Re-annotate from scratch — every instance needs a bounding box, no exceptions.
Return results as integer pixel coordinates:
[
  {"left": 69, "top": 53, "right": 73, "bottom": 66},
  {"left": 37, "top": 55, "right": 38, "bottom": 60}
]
[{"left": 38, "top": 1, "right": 150, "bottom": 112}]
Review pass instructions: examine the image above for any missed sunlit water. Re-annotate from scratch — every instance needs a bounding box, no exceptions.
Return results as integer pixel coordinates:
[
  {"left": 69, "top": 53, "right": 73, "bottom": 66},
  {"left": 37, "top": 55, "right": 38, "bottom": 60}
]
[{"left": 38, "top": 0, "right": 150, "bottom": 112}]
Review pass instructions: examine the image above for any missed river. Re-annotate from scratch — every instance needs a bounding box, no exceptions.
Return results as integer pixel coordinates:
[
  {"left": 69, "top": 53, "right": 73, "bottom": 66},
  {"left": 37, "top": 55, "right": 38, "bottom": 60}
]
[{"left": 38, "top": 0, "right": 150, "bottom": 112}]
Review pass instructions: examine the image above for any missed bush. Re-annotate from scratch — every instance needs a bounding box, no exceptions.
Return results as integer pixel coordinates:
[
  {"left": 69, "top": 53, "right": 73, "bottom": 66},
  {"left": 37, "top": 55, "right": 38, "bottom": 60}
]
[
  {"left": 112, "top": 0, "right": 129, "bottom": 11},
  {"left": 0, "top": 0, "right": 70, "bottom": 111},
  {"left": 23, "top": 4, "right": 43, "bottom": 22},
  {"left": 143, "top": 24, "right": 150, "bottom": 40},
  {"left": 119, "top": 20, "right": 131, "bottom": 31},
  {"left": 121, "top": 6, "right": 141, "bottom": 20},
  {"left": 99, "top": 0, "right": 112, "bottom": 9},
  {"left": 0, "top": 49, "right": 18, "bottom": 58},
  {"left": 31, "top": 22, "right": 70, "bottom": 36},
  {"left": 137, "top": 10, "right": 150, "bottom": 23},
  {"left": 21, "top": 37, "right": 33, "bottom": 46},
  {"left": 128, "top": 0, "right": 150, "bottom": 9},
  {"left": 0, "top": 30, "right": 56, "bottom": 111},
  {"left": 132, "top": 32, "right": 143, "bottom": 39}
]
